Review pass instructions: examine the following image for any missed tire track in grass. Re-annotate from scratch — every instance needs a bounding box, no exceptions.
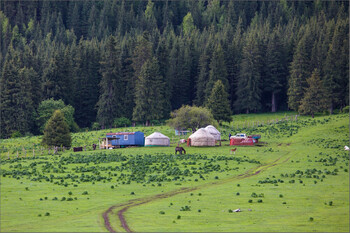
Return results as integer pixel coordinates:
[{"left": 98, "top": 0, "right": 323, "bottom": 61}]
[{"left": 103, "top": 155, "right": 290, "bottom": 232}]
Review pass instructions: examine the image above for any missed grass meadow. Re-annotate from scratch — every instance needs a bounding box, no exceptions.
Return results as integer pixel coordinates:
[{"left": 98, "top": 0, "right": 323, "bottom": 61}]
[{"left": 0, "top": 112, "right": 349, "bottom": 232}]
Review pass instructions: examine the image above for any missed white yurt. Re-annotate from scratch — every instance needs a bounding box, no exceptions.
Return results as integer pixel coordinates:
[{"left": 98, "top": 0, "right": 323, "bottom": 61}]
[
  {"left": 188, "top": 128, "right": 215, "bottom": 147},
  {"left": 205, "top": 125, "right": 221, "bottom": 141},
  {"left": 145, "top": 132, "right": 170, "bottom": 147}
]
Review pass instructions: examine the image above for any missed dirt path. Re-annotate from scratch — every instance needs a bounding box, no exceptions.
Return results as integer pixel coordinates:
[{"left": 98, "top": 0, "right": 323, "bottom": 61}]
[{"left": 103, "top": 155, "right": 290, "bottom": 232}]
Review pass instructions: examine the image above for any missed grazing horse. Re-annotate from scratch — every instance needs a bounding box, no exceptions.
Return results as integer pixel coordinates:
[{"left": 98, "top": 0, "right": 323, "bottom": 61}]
[{"left": 175, "top": 146, "right": 186, "bottom": 155}]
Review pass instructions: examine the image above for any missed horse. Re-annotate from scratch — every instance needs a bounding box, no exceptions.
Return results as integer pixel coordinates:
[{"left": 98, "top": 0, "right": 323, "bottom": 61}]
[{"left": 175, "top": 146, "right": 186, "bottom": 155}]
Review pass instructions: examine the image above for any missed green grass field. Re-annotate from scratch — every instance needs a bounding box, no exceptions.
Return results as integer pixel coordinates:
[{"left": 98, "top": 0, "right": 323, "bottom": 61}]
[{"left": 0, "top": 112, "right": 349, "bottom": 232}]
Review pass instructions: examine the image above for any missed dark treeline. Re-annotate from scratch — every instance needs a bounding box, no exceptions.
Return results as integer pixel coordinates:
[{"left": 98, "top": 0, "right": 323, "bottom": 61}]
[{"left": 0, "top": 0, "right": 348, "bottom": 138}]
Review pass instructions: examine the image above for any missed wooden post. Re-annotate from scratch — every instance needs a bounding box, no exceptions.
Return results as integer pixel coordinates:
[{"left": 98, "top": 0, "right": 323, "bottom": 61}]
[
  {"left": 24, "top": 148, "right": 27, "bottom": 157},
  {"left": 84, "top": 145, "right": 86, "bottom": 151},
  {"left": 41, "top": 147, "right": 43, "bottom": 155}
]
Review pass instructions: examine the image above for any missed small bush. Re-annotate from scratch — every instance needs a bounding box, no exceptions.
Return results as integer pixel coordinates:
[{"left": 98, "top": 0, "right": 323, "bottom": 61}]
[
  {"left": 159, "top": 211, "right": 165, "bottom": 215},
  {"left": 228, "top": 209, "right": 233, "bottom": 213},
  {"left": 177, "top": 215, "right": 181, "bottom": 219},
  {"left": 198, "top": 209, "right": 201, "bottom": 213},
  {"left": 282, "top": 202, "right": 286, "bottom": 204},
  {"left": 38, "top": 214, "right": 42, "bottom": 217},
  {"left": 329, "top": 201, "right": 333, "bottom": 206},
  {"left": 45, "top": 212, "right": 50, "bottom": 216},
  {"left": 130, "top": 191, "right": 135, "bottom": 195},
  {"left": 342, "top": 106, "right": 349, "bottom": 113},
  {"left": 82, "top": 191, "right": 88, "bottom": 195},
  {"left": 111, "top": 185, "right": 114, "bottom": 189},
  {"left": 113, "top": 117, "right": 131, "bottom": 128},
  {"left": 248, "top": 199, "right": 253, "bottom": 203},
  {"left": 309, "top": 217, "right": 314, "bottom": 221},
  {"left": 61, "top": 197, "right": 66, "bottom": 201},
  {"left": 68, "top": 191, "right": 73, "bottom": 195},
  {"left": 257, "top": 199, "right": 263, "bottom": 203},
  {"left": 279, "top": 194, "right": 283, "bottom": 198}
]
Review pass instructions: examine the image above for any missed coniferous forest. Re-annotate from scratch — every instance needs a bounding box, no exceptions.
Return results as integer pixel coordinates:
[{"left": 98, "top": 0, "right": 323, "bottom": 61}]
[{"left": 0, "top": 0, "right": 349, "bottom": 138}]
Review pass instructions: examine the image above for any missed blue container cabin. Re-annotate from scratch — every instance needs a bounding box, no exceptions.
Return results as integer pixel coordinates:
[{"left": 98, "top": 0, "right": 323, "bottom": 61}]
[{"left": 106, "top": 131, "right": 145, "bottom": 147}]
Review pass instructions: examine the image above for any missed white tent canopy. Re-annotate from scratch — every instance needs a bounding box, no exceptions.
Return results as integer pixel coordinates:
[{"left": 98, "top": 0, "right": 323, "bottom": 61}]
[
  {"left": 145, "top": 132, "right": 170, "bottom": 147},
  {"left": 205, "top": 125, "right": 221, "bottom": 141},
  {"left": 188, "top": 128, "right": 215, "bottom": 147}
]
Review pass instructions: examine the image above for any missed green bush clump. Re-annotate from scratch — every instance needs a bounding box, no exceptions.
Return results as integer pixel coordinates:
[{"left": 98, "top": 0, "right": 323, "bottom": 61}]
[
  {"left": 82, "top": 191, "right": 88, "bottom": 195},
  {"left": 67, "top": 197, "right": 73, "bottom": 201},
  {"left": 180, "top": 206, "right": 191, "bottom": 211},
  {"left": 257, "top": 199, "right": 263, "bottom": 203},
  {"left": 61, "top": 197, "right": 66, "bottom": 201},
  {"left": 177, "top": 215, "right": 181, "bottom": 219},
  {"left": 228, "top": 209, "right": 233, "bottom": 213},
  {"left": 309, "top": 217, "right": 314, "bottom": 221},
  {"left": 130, "top": 191, "right": 135, "bottom": 195},
  {"left": 159, "top": 211, "right": 165, "bottom": 215},
  {"left": 45, "top": 212, "right": 50, "bottom": 216},
  {"left": 236, "top": 192, "right": 240, "bottom": 196},
  {"left": 68, "top": 191, "right": 73, "bottom": 195},
  {"left": 248, "top": 199, "right": 253, "bottom": 203},
  {"left": 279, "top": 194, "right": 283, "bottom": 198}
]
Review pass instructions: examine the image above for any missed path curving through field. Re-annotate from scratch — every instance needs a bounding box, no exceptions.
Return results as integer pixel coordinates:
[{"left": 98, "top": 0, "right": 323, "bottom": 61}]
[{"left": 103, "top": 155, "right": 290, "bottom": 232}]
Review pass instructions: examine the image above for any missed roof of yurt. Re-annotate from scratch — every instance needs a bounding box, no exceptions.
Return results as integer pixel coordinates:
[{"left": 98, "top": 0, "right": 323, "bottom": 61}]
[
  {"left": 145, "top": 132, "right": 170, "bottom": 146},
  {"left": 205, "top": 125, "right": 221, "bottom": 141},
  {"left": 188, "top": 128, "right": 215, "bottom": 146}
]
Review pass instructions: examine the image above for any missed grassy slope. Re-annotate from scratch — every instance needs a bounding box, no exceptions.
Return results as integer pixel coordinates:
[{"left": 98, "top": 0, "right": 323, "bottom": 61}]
[{"left": 0, "top": 113, "right": 349, "bottom": 232}]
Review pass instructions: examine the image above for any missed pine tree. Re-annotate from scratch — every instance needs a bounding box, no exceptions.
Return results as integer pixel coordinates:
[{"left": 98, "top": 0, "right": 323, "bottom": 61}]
[
  {"left": 206, "top": 80, "right": 232, "bottom": 124},
  {"left": 96, "top": 35, "right": 123, "bottom": 129},
  {"left": 234, "top": 32, "right": 262, "bottom": 113},
  {"left": 265, "top": 26, "right": 287, "bottom": 112},
  {"left": 205, "top": 43, "right": 229, "bottom": 101},
  {"left": 299, "top": 69, "right": 329, "bottom": 118},
  {"left": 133, "top": 57, "right": 166, "bottom": 126},
  {"left": 0, "top": 47, "right": 34, "bottom": 137},
  {"left": 287, "top": 34, "right": 311, "bottom": 111},
  {"left": 42, "top": 109, "right": 72, "bottom": 147}
]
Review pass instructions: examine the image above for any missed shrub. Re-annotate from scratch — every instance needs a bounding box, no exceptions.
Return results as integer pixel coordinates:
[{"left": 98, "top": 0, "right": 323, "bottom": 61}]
[
  {"left": 236, "top": 192, "right": 240, "bottom": 196},
  {"left": 45, "top": 212, "right": 50, "bottom": 216},
  {"left": 342, "top": 106, "right": 349, "bottom": 113},
  {"left": 159, "top": 211, "right": 165, "bottom": 215},
  {"left": 130, "top": 191, "right": 135, "bottom": 195},
  {"left": 279, "top": 194, "right": 283, "bottom": 198},
  {"left": 177, "top": 215, "right": 181, "bottom": 219},
  {"left": 257, "top": 199, "right": 263, "bottom": 203},
  {"left": 67, "top": 197, "right": 73, "bottom": 201},
  {"left": 282, "top": 202, "right": 286, "bottom": 204},
  {"left": 11, "top": 131, "right": 22, "bottom": 138},
  {"left": 248, "top": 199, "right": 253, "bottom": 203},
  {"left": 82, "top": 191, "right": 88, "bottom": 195},
  {"left": 113, "top": 117, "right": 131, "bottom": 128},
  {"left": 198, "top": 209, "right": 201, "bottom": 212},
  {"left": 309, "top": 217, "right": 314, "bottom": 221},
  {"left": 329, "top": 201, "right": 333, "bottom": 206},
  {"left": 91, "top": 122, "right": 100, "bottom": 131},
  {"left": 111, "top": 185, "right": 114, "bottom": 189},
  {"left": 61, "top": 197, "right": 66, "bottom": 201},
  {"left": 68, "top": 191, "right": 73, "bottom": 195},
  {"left": 228, "top": 209, "right": 233, "bottom": 213}
]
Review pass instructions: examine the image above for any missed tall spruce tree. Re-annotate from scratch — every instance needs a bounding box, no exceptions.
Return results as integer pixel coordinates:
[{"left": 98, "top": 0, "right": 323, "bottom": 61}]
[
  {"left": 234, "top": 32, "right": 262, "bottom": 113},
  {"left": 299, "top": 69, "right": 329, "bottom": 118},
  {"left": 96, "top": 35, "right": 123, "bottom": 128},
  {"left": 205, "top": 43, "right": 229, "bottom": 101},
  {"left": 132, "top": 57, "right": 166, "bottom": 126},
  {"left": 287, "top": 34, "right": 311, "bottom": 111},
  {"left": 265, "top": 26, "right": 287, "bottom": 112},
  {"left": 42, "top": 109, "right": 72, "bottom": 147},
  {"left": 206, "top": 80, "right": 232, "bottom": 124},
  {"left": 0, "top": 47, "right": 34, "bottom": 137}
]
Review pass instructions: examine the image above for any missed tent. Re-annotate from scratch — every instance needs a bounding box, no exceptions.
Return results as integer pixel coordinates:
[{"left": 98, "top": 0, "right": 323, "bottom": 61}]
[
  {"left": 205, "top": 125, "right": 221, "bottom": 141},
  {"left": 188, "top": 128, "right": 215, "bottom": 147},
  {"left": 145, "top": 132, "right": 170, "bottom": 147}
]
